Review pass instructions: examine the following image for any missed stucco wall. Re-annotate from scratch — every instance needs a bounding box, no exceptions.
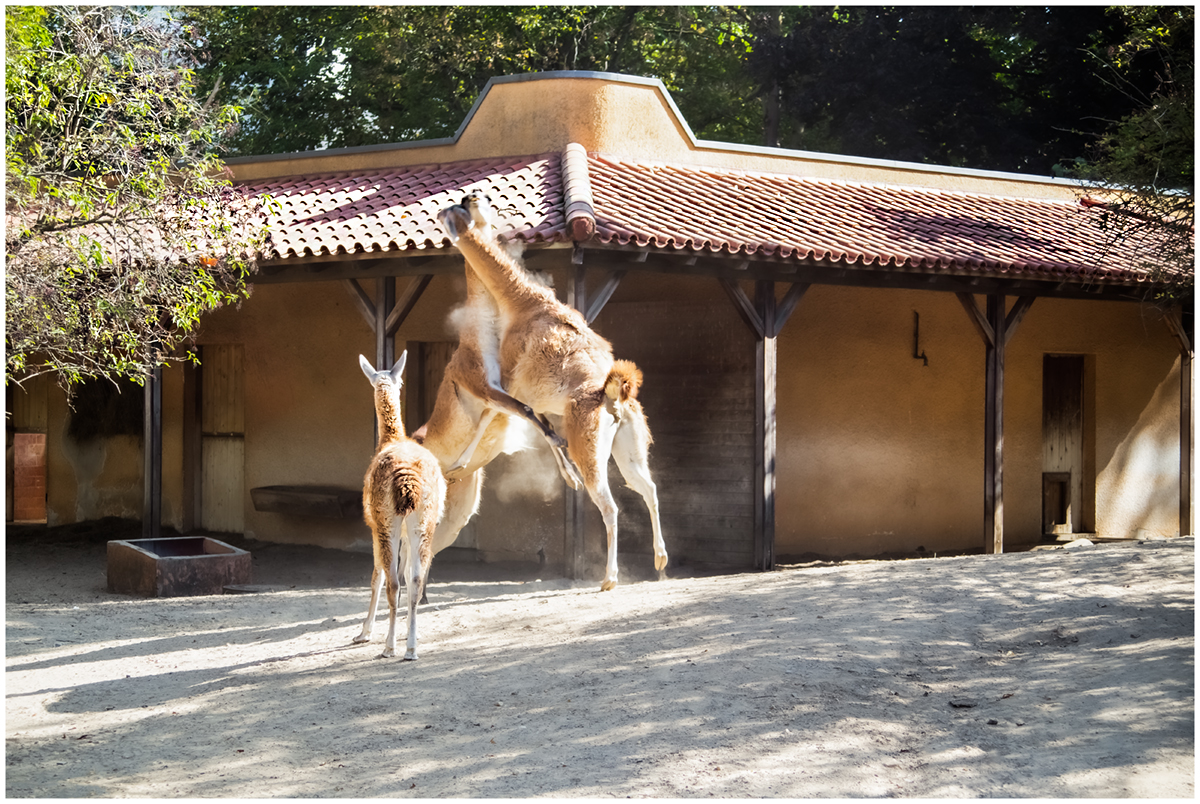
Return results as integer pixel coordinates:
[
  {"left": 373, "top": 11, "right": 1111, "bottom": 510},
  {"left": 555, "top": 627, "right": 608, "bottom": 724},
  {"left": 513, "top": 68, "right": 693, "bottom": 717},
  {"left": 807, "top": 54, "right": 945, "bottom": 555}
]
[
  {"left": 31, "top": 268, "right": 1185, "bottom": 564},
  {"left": 231, "top": 74, "right": 1081, "bottom": 203},
  {"left": 774, "top": 288, "right": 1183, "bottom": 557}
]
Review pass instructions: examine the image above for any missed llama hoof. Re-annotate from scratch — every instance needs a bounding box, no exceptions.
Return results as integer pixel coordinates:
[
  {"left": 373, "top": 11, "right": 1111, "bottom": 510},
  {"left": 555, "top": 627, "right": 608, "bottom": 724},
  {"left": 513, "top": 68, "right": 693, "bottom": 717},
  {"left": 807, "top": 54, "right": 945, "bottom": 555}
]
[
  {"left": 600, "top": 578, "right": 617, "bottom": 592},
  {"left": 403, "top": 651, "right": 419, "bottom": 661},
  {"left": 352, "top": 633, "right": 371, "bottom": 644},
  {"left": 381, "top": 646, "right": 396, "bottom": 658},
  {"left": 655, "top": 554, "right": 669, "bottom": 572}
]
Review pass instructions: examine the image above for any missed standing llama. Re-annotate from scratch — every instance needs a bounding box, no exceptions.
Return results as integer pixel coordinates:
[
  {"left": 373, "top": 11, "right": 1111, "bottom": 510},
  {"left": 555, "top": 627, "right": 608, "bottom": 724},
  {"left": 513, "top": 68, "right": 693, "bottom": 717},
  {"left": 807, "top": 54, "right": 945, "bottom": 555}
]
[
  {"left": 354, "top": 351, "right": 446, "bottom": 659},
  {"left": 438, "top": 192, "right": 667, "bottom": 591}
]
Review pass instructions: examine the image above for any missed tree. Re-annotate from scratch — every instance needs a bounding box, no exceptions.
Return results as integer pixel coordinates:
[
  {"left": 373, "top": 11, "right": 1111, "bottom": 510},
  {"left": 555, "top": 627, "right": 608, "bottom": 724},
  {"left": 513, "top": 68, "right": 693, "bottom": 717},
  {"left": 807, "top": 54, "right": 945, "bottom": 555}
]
[
  {"left": 1071, "top": 6, "right": 1193, "bottom": 297},
  {"left": 745, "top": 7, "right": 1172, "bottom": 174},
  {"left": 5, "top": 6, "right": 265, "bottom": 389},
  {"left": 183, "top": 6, "right": 761, "bottom": 156}
]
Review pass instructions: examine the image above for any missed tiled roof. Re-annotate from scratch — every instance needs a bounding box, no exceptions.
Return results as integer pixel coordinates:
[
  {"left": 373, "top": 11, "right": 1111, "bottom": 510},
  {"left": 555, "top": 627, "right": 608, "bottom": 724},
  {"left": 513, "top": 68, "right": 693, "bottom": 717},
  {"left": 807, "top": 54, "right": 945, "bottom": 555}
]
[
  {"left": 250, "top": 154, "right": 568, "bottom": 261},
  {"left": 585, "top": 155, "right": 1175, "bottom": 284},
  {"left": 242, "top": 149, "right": 1185, "bottom": 286}
]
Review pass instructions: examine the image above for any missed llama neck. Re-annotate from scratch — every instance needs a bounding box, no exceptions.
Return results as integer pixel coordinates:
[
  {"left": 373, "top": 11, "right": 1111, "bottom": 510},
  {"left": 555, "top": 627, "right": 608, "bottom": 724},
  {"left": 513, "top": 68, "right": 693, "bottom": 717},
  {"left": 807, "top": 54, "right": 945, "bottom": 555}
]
[
  {"left": 374, "top": 388, "right": 406, "bottom": 447},
  {"left": 458, "top": 229, "right": 546, "bottom": 308}
]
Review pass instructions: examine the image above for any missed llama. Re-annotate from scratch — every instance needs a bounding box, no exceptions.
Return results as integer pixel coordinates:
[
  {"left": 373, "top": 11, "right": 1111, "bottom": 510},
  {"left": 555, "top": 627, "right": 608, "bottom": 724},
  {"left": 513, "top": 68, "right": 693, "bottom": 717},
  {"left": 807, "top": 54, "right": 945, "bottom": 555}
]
[
  {"left": 409, "top": 245, "right": 583, "bottom": 567},
  {"left": 354, "top": 351, "right": 447, "bottom": 659},
  {"left": 438, "top": 192, "right": 667, "bottom": 590}
]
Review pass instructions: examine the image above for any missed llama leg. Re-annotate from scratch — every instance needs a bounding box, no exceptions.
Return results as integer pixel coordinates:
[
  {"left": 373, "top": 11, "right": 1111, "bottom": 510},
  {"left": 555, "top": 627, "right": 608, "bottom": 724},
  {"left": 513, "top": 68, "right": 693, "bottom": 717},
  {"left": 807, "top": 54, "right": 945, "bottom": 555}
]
[
  {"left": 589, "top": 477, "right": 621, "bottom": 592},
  {"left": 572, "top": 407, "right": 621, "bottom": 591},
  {"left": 482, "top": 385, "right": 568, "bottom": 449},
  {"left": 381, "top": 519, "right": 403, "bottom": 658},
  {"left": 403, "top": 515, "right": 424, "bottom": 660},
  {"left": 431, "top": 468, "right": 483, "bottom": 553},
  {"left": 611, "top": 412, "right": 668, "bottom": 573},
  {"left": 354, "top": 564, "right": 384, "bottom": 643},
  {"left": 449, "top": 408, "right": 499, "bottom": 472},
  {"left": 541, "top": 413, "right": 583, "bottom": 489}
]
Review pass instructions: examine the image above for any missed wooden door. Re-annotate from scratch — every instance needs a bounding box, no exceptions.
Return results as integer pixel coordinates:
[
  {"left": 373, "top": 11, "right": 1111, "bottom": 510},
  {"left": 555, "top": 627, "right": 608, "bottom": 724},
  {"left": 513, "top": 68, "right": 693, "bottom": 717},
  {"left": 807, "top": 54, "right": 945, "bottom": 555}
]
[
  {"left": 595, "top": 301, "right": 756, "bottom": 568},
  {"left": 7, "top": 379, "right": 48, "bottom": 523},
  {"left": 11, "top": 433, "right": 47, "bottom": 522},
  {"left": 1043, "top": 355, "right": 1084, "bottom": 535},
  {"left": 200, "top": 344, "right": 245, "bottom": 533}
]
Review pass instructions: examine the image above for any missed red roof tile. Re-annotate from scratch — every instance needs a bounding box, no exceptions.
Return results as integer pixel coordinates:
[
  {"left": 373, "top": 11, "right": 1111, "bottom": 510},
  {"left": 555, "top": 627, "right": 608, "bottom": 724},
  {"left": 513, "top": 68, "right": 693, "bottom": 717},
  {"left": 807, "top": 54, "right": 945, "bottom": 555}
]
[
  {"left": 241, "top": 149, "right": 1186, "bottom": 287},
  {"left": 585, "top": 155, "right": 1176, "bottom": 284},
  {"left": 249, "top": 154, "right": 568, "bottom": 261}
]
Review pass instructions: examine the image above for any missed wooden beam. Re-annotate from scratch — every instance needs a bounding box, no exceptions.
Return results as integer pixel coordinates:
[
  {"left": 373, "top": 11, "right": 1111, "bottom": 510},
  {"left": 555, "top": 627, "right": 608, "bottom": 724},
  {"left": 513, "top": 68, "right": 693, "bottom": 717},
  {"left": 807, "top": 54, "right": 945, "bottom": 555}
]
[
  {"left": 384, "top": 274, "right": 433, "bottom": 336},
  {"left": 720, "top": 278, "right": 766, "bottom": 338},
  {"left": 142, "top": 366, "right": 163, "bottom": 539},
  {"left": 1003, "top": 296, "right": 1036, "bottom": 346},
  {"left": 585, "top": 271, "right": 625, "bottom": 324},
  {"left": 569, "top": 265, "right": 588, "bottom": 315},
  {"left": 343, "top": 279, "right": 376, "bottom": 330},
  {"left": 1164, "top": 306, "right": 1193, "bottom": 354},
  {"left": 956, "top": 292, "right": 995, "bottom": 347},
  {"left": 771, "top": 282, "right": 811, "bottom": 337}
]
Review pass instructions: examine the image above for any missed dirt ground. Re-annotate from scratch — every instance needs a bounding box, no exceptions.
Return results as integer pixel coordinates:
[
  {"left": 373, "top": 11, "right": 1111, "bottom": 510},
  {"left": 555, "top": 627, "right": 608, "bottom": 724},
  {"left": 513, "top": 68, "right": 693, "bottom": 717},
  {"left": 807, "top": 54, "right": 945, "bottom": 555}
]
[{"left": 4, "top": 521, "right": 1194, "bottom": 798}]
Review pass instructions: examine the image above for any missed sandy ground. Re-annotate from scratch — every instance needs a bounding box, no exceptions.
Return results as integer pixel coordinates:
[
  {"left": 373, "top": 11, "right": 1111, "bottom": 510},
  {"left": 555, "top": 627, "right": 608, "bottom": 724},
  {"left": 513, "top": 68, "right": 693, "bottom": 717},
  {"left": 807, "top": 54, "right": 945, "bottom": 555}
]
[{"left": 4, "top": 522, "right": 1194, "bottom": 798}]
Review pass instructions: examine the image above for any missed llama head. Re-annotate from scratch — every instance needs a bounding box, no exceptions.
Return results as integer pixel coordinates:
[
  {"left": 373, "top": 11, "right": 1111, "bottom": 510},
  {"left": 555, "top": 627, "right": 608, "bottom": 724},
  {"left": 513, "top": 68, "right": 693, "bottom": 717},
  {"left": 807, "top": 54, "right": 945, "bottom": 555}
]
[
  {"left": 439, "top": 191, "right": 499, "bottom": 244},
  {"left": 438, "top": 204, "right": 471, "bottom": 245},
  {"left": 461, "top": 191, "right": 498, "bottom": 231},
  {"left": 359, "top": 351, "right": 408, "bottom": 391}
]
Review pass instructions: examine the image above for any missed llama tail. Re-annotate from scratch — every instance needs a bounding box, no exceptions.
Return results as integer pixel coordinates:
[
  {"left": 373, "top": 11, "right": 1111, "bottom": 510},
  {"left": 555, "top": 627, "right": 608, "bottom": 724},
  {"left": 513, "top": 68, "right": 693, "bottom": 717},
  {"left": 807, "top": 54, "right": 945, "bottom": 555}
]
[
  {"left": 390, "top": 465, "right": 426, "bottom": 517},
  {"left": 605, "top": 360, "right": 643, "bottom": 404}
]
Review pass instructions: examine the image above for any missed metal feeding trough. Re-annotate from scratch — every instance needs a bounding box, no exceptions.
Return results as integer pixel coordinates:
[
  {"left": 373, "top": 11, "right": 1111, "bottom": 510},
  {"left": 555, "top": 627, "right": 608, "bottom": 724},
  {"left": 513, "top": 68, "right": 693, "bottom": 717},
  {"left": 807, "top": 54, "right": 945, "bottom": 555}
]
[{"left": 107, "top": 536, "right": 251, "bottom": 597}]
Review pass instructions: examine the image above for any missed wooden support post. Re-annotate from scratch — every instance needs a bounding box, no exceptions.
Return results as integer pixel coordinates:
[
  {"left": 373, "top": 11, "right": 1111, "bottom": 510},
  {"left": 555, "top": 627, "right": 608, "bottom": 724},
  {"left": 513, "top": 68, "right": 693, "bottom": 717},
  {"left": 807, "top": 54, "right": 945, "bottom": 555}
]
[
  {"left": 371, "top": 277, "right": 396, "bottom": 448},
  {"left": 384, "top": 275, "right": 434, "bottom": 337},
  {"left": 957, "top": 293, "right": 1034, "bottom": 554},
  {"left": 142, "top": 366, "right": 163, "bottom": 539},
  {"left": 754, "top": 280, "right": 778, "bottom": 571},
  {"left": 1182, "top": 353, "right": 1193, "bottom": 536},
  {"left": 564, "top": 264, "right": 589, "bottom": 580},
  {"left": 375, "top": 276, "right": 395, "bottom": 370},
  {"left": 983, "top": 293, "right": 1006, "bottom": 554},
  {"left": 1164, "top": 306, "right": 1194, "bottom": 536},
  {"left": 721, "top": 279, "right": 807, "bottom": 572},
  {"left": 181, "top": 360, "right": 200, "bottom": 533}
]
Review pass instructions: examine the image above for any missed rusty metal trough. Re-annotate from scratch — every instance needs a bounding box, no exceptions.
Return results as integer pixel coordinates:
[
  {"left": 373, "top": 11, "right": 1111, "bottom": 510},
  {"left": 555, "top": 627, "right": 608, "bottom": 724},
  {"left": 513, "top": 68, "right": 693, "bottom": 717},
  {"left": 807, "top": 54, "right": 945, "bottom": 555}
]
[{"left": 107, "top": 536, "right": 251, "bottom": 597}]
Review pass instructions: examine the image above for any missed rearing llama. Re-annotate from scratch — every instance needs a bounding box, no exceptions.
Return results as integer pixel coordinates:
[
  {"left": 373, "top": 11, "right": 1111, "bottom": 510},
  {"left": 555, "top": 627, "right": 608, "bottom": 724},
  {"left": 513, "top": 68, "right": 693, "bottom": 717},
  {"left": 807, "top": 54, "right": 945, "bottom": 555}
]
[
  {"left": 438, "top": 192, "right": 667, "bottom": 591},
  {"left": 354, "top": 352, "right": 446, "bottom": 660}
]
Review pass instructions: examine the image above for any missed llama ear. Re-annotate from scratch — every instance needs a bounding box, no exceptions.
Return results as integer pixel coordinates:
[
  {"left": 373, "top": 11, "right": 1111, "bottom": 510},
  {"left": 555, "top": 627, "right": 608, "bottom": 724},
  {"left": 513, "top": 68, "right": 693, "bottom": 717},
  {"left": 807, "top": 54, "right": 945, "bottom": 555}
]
[
  {"left": 358, "top": 354, "right": 377, "bottom": 382},
  {"left": 438, "top": 207, "right": 461, "bottom": 244},
  {"left": 390, "top": 350, "right": 407, "bottom": 383}
]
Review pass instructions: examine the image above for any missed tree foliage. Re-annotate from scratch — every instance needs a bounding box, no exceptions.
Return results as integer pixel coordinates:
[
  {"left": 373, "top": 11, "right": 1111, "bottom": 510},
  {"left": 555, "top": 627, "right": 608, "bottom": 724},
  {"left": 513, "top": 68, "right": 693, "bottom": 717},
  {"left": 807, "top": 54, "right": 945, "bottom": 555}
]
[
  {"left": 5, "top": 6, "right": 265, "bottom": 389},
  {"left": 183, "top": 6, "right": 760, "bottom": 156},
  {"left": 746, "top": 7, "right": 1179, "bottom": 174},
  {"left": 1071, "top": 7, "right": 1193, "bottom": 297}
]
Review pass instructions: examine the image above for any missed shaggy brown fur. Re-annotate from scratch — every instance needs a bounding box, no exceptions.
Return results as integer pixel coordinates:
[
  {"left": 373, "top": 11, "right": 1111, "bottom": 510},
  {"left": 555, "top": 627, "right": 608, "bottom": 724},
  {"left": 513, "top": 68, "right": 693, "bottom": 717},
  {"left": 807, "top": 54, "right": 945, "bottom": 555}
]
[{"left": 355, "top": 353, "right": 446, "bottom": 660}]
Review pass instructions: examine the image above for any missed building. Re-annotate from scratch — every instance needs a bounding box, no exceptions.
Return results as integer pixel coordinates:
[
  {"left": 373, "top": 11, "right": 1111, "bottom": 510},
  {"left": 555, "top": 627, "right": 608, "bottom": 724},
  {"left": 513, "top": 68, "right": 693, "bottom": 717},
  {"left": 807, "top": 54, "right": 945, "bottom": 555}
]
[{"left": 9, "top": 72, "right": 1192, "bottom": 576}]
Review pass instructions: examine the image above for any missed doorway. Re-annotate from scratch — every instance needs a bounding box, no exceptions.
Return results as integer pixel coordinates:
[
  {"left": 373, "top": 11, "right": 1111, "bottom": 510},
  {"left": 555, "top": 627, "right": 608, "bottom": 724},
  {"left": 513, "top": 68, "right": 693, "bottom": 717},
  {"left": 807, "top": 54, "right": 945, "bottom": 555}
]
[{"left": 1042, "top": 354, "right": 1089, "bottom": 537}]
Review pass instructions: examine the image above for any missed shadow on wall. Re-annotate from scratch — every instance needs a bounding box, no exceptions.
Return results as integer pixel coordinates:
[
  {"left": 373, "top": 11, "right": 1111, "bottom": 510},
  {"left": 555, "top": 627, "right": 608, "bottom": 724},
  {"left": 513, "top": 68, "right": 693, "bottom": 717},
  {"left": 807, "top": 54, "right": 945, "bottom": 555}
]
[{"left": 1096, "top": 356, "right": 1183, "bottom": 538}]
